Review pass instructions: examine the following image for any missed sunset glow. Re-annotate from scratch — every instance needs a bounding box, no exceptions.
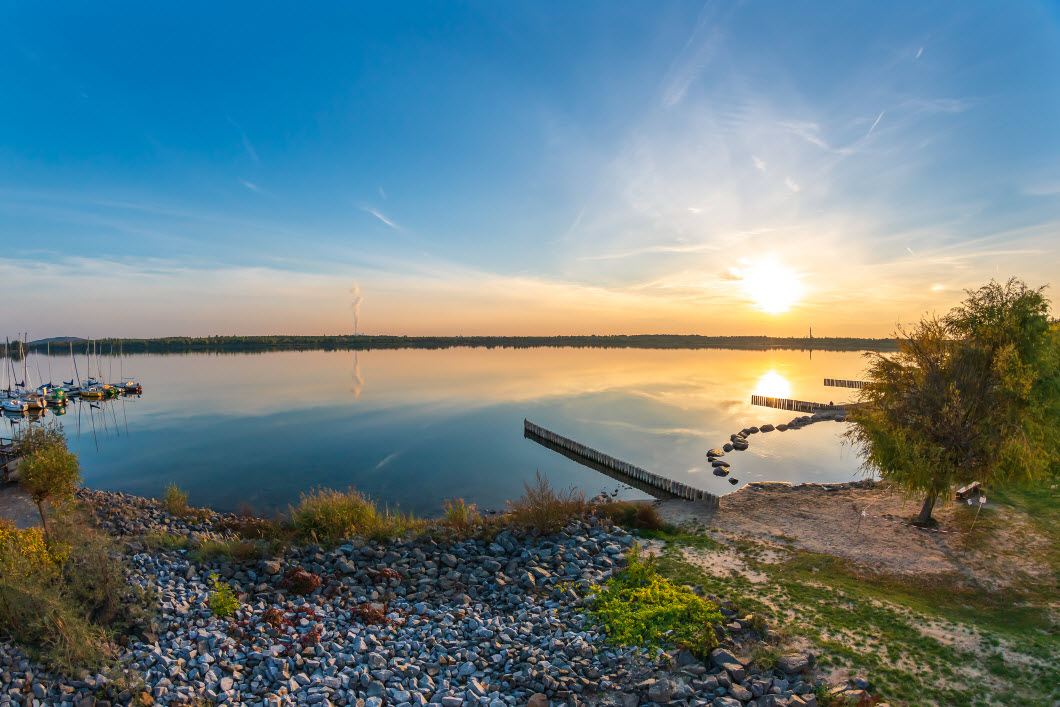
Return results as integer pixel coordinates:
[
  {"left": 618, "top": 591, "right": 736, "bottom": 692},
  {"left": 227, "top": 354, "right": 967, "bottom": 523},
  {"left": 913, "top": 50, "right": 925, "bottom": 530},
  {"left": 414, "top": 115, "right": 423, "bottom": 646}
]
[
  {"left": 741, "top": 263, "right": 803, "bottom": 314},
  {"left": 753, "top": 370, "right": 792, "bottom": 399}
]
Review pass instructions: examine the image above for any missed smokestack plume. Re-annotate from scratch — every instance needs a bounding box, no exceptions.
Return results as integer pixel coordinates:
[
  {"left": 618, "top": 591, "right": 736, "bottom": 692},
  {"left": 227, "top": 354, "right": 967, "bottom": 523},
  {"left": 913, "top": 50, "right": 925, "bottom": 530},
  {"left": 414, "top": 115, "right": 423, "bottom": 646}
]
[{"left": 350, "top": 284, "right": 365, "bottom": 335}]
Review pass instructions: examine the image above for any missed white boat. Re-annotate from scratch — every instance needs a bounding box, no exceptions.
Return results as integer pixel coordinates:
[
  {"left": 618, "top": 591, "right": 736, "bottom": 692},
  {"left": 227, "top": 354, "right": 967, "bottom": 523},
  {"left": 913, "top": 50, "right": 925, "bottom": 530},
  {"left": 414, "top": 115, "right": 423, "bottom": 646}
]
[{"left": 1, "top": 398, "right": 28, "bottom": 413}]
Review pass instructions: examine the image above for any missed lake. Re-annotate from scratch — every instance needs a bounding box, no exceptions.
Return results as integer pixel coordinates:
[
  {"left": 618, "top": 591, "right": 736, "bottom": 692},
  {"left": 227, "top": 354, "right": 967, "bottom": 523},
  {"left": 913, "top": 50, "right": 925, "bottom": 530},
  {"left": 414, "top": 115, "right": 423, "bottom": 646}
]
[{"left": 6, "top": 347, "right": 871, "bottom": 516}]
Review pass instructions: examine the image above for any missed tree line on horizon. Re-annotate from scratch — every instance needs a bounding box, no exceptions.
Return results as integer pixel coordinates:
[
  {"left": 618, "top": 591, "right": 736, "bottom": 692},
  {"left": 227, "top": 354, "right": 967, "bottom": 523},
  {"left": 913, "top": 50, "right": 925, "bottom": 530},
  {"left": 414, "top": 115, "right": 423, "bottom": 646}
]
[{"left": 5, "top": 333, "right": 900, "bottom": 357}]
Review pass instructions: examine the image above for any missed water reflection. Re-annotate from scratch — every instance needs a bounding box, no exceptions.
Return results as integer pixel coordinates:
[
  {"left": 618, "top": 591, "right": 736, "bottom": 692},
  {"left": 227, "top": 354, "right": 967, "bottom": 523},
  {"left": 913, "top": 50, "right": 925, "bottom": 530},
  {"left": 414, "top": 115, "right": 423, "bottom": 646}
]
[
  {"left": 23, "top": 348, "right": 868, "bottom": 516},
  {"left": 752, "top": 370, "right": 792, "bottom": 399}
]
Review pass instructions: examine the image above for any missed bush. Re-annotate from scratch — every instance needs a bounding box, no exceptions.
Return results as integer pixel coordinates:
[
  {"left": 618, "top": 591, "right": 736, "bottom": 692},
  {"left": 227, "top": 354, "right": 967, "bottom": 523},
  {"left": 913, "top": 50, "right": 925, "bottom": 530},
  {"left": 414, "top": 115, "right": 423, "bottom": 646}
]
[
  {"left": 290, "top": 487, "right": 422, "bottom": 545},
  {"left": 596, "top": 501, "right": 666, "bottom": 530},
  {"left": 0, "top": 511, "right": 147, "bottom": 673},
  {"left": 507, "top": 472, "right": 588, "bottom": 534},
  {"left": 19, "top": 427, "right": 81, "bottom": 543},
  {"left": 191, "top": 537, "right": 263, "bottom": 563},
  {"left": 162, "top": 483, "right": 189, "bottom": 517},
  {"left": 282, "top": 568, "right": 322, "bottom": 595},
  {"left": 208, "top": 574, "right": 239, "bottom": 618},
  {"left": 590, "top": 545, "right": 723, "bottom": 658},
  {"left": 442, "top": 498, "right": 479, "bottom": 531}
]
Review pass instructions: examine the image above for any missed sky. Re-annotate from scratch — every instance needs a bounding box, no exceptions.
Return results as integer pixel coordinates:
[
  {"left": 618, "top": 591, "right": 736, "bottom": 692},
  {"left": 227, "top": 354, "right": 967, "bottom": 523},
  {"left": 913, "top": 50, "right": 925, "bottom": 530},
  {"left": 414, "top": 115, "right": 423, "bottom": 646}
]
[{"left": 2, "top": 1, "right": 1059, "bottom": 338}]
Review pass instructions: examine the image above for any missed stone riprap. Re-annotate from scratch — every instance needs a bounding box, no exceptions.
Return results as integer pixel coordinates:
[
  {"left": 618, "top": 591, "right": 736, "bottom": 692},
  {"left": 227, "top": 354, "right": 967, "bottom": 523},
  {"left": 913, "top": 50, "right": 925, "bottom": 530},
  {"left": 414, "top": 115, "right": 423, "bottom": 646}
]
[
  {"left": 1, "top": 490, "right": 836, "bottom": 707},
  {"left": 707, "top": 412, "right": 851, "bottom": 486}
]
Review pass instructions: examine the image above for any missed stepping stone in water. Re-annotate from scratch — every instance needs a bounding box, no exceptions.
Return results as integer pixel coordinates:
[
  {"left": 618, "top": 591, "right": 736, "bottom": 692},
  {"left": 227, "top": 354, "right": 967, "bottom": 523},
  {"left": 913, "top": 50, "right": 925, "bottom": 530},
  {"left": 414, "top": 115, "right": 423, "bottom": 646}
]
[
  {"left": 713, "top": 468, "right": 729, "bottom": 477},
  {"left": 723, "top": 443, "right": 734, "bottom": 452},
  {"left": 729, "top": 477, "right": 739, "bottom": 485},
  {"left": 760, "top": 424, "right": 774, "bottom": 432},
  {"left": 711, "top": 460, "right": 729, "bottom": 467},
  {"left": 707, "top": 449, "right": 724, "bottom": 457}
]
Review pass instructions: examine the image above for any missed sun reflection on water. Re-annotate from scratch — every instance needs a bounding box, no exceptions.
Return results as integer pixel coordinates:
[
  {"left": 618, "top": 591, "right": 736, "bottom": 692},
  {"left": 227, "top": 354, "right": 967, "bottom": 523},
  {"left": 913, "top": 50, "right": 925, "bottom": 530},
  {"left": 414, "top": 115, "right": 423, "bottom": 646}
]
[{"left": 753, "top": 369, "right": 792, "bottom": 399}]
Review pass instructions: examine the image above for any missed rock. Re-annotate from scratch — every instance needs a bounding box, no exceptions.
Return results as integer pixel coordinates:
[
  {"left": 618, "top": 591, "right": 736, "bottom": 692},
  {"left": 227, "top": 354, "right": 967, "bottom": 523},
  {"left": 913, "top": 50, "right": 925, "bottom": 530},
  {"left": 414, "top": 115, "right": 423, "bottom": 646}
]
[
  {"left": 711, "top": 697, "right": 742, "bottom": 707},
  {"left": 729, "top": 684, "right": 752, "bottom": 701},
  {"left": 647, "top": 678, "right": 675, "bottom": 704},
  {"left": 777, "top": 653, "right": 810, "bottom": 674},
  {"left": 760, "top": 424, "right": 774, "bottom": 432},
  {"left": 723, "top": 443, "right": 733, "bottom": 452},
  {"left": 713, "top": 468, "right": 729, "bottom": 477},
  {"left": 711, "top": 460, "right": 730, "bottom": 468},
  {"left": 707, "top": 449, "right": 724, "bottom": 457},
  {"left": 527, "top": 693, "right": 549, "bottom": 707},
  {"left": 729, "top": 478, "right": 739, "bottom": 485}
]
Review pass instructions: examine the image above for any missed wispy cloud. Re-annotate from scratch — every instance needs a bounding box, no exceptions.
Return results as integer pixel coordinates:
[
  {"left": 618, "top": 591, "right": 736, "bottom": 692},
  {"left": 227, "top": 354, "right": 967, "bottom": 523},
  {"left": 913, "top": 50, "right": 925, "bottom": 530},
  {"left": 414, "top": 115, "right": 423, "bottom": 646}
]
[
  {"left": 363, "top": 207, "right": 399, "bottom": 230},
  {"left": 866, "top": 111, "right": 885, "bottom": 136},
  {"left": 784, "top": 177, "right": 801, "bottom": 192},
  {"left": 915, "top": 47, "right": 924, "bottom": 59},
  {"left": 752, "top": 155, "right": 766, "bottom": 171},
  {"left": 238, "top": 179, "right": 261, "bottom": 193}
]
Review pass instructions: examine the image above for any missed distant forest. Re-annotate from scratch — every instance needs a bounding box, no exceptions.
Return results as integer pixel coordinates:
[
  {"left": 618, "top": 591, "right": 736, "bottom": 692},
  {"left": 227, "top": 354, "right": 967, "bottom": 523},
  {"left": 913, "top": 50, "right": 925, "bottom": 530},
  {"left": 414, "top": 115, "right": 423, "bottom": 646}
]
[{"left": 5, "top": 334, "right": 900, "bottom": 356}]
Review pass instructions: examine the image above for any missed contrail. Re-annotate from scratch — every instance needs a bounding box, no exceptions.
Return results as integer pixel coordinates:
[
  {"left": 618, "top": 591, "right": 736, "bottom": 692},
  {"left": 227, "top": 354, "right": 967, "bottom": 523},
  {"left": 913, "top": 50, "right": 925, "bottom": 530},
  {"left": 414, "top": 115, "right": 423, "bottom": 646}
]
[{"left": 350, "top": 283, "right": 365, "bottom": 335}]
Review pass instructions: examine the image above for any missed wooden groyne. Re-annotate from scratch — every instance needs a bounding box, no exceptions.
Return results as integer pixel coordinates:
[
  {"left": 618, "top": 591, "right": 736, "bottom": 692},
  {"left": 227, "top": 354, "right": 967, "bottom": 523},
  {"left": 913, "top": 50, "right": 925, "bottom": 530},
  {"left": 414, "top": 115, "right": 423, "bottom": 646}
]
[
  {"left": 750, "top": 395, "right": 851, "bottom": 413},
  {"left": 823, "top": 378, "right": 866, "bottom": 389},
  {"left": 524, "top": 420, "right": 717, "bottom": 505}
]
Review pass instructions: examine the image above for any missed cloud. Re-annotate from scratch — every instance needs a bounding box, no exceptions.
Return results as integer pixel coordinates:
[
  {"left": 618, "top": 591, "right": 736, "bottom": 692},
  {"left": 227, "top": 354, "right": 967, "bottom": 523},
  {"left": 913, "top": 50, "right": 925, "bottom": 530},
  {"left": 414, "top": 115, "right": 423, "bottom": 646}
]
[
  {"left": 915, "top": 47, "right": 923, "bottom": 59},
  {"left": 784, "top": 177, "right": 800, "bottom": 192},
  {"left": 238, "top": 179, "right": 261, "bottom": 193},
  {"left": 363, "top": 207, "right": 399, "bottom": 230},
  {"left": 866, "top": 111, "right": 885, "bottom": 136},
  {"left": 752, "top": 155, "right": 766, "bottom": 171}
]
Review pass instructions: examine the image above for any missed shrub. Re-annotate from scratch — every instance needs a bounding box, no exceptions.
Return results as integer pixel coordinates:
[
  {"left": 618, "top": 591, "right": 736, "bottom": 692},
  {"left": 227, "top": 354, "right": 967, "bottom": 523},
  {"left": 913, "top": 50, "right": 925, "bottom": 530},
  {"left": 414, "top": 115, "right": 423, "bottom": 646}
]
[
  {"left": 0, "top": 511, "right": 147, "bottom": 673},
  {"left": 290, "top": 487, "right": 422, "bottom": 545},
  {"left": 191, "top": 537, "right": 263, "bottom": 563},
  {"left": 19, "top": 430, "right": 81, "bottom": 543},
  {"left": 162, "top": 483, "right": 189, "bottom": 517},
  {"left": 590, "top": 545, "right": 723, "bottom": 658},
  {"left": 208, "top": 574, "right": 239, "bottom": 618},
  {"left": 282, "top": 568, "right": 322, "bottom": 595},
  {"left": 752, "top": 644, "right": 781, "bottom": 670},
  {"left": 442, "top": 498, "right": 479, "bottom": 530},
  {"left": 507, "top": 472, "right": 588, "bottom": 534},
  {"left": 597, "top": 501, "right": 666, "bottom": 530}
]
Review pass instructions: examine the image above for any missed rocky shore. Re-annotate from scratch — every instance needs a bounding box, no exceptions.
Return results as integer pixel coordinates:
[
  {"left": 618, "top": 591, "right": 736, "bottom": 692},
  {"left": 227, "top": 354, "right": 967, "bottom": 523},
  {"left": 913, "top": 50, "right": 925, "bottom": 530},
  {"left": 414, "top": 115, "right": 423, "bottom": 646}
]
[{"left": 0, "top": 490, "right": 873, "bottom": 707}]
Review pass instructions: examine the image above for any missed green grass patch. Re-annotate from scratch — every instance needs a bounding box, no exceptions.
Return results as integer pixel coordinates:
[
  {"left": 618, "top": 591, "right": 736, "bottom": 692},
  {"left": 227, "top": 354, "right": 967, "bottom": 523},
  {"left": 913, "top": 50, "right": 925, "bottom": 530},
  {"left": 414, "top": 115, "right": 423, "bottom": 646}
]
[{"left": 590, "top": 546, "right": 723, "bottom": 657}]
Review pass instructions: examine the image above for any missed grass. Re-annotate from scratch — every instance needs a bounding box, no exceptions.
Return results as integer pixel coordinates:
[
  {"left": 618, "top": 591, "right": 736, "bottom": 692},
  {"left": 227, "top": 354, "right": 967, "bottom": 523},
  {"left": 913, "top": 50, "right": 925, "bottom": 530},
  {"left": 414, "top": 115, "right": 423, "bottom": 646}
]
[
  {"left": 0, "top": 506, "right": 152, "bottom": 674},
  {"left": 506, "top": 471, "right": 589, "bottom": 534},
  {"left": 590, "top": 545, "right": 723, "bottom": 658},
  {"left": 162, "top": 483, "right": 190, "bottom": 517},
  {"left": 290, "top": 487, "right": 424, "bottom": 545},
  {"left": 625, "top": 485, "right": 1060, "bottom": 706}
]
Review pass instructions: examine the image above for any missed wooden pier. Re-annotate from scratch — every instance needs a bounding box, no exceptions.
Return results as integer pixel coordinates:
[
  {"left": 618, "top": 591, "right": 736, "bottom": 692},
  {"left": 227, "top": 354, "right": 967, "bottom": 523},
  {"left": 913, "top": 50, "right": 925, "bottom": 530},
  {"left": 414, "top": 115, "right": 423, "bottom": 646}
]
[
  {"left": 524, "top": 420, "right": 718, "bottom": 505},
  {"left": 749, "top": 395, "right": 851, "bottom": 413},
  {"left": 823, "top": 378, "right": 866, "bottom": 389}
]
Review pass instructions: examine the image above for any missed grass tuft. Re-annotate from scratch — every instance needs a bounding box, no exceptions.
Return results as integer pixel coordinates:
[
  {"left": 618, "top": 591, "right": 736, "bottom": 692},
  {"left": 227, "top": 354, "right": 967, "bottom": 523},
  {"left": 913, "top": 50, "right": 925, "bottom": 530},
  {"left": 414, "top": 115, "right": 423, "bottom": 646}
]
[
  {"left": 162, "top": 483, "right": 189, "bottom": 517},
  {"left": 506, "top": 471, "right": 588, "bottom": 534}
]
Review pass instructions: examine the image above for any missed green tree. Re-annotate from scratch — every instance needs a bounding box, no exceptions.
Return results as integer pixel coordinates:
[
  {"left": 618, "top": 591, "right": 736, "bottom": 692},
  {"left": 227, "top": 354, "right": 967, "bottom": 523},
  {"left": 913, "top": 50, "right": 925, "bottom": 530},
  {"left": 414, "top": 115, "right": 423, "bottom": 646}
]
[
  {"left": 18, "top": 426, "right": 81, "bottom": 543},
  {"left": 849, "top": 279, "right": 1059, "bottom": 523}
]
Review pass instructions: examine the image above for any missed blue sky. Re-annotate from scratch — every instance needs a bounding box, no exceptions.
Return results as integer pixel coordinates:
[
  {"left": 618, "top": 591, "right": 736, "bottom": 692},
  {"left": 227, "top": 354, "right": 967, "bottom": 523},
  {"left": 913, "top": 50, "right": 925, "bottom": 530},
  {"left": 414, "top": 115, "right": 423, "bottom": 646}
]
[{"left": 2, "top": 1, "right": 1059, "bottom": 336}]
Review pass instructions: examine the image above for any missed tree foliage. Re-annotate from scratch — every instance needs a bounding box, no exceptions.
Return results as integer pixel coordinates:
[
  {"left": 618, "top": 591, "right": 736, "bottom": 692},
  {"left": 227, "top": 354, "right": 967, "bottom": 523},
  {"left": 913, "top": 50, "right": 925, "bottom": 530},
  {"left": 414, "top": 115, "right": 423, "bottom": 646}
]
[
  {"left": 19, "top": 425, "right": 81, "bottom": 542},
  {"left": 849, "top": 279, "right": 1060, "bottom": 522}
]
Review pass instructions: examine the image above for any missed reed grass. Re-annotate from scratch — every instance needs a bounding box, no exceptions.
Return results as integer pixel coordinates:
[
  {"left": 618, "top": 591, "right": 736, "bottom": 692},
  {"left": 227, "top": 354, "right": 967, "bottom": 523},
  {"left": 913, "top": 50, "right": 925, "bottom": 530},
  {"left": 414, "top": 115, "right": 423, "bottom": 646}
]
[{"left": 290, "top": 487, "right": 424, "bottom": 545}]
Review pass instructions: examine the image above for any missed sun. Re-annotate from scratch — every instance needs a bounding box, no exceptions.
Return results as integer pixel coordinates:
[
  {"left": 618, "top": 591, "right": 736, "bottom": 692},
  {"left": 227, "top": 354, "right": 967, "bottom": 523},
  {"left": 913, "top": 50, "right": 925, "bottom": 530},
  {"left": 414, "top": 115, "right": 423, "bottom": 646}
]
[{"left": 741, "top": 261, "right": 803, "bottom": 313}]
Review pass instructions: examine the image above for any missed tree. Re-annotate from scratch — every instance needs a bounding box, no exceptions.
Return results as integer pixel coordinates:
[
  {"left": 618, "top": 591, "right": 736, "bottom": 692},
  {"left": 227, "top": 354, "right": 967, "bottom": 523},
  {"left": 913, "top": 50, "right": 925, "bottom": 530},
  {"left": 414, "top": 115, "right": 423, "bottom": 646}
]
[
  {"left": 849, "top": 279, "right": 1060, "bottom": 523},
  {"left": 18, "top": 426, "right": 81, "bottom": 543}
]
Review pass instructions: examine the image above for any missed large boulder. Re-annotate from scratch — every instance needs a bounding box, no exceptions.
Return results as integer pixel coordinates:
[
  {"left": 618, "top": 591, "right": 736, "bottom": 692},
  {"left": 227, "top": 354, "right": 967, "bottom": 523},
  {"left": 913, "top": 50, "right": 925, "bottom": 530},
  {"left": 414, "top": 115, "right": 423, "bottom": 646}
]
[{"left": 777, "top": 653, "right": 810, "bottom": 674}]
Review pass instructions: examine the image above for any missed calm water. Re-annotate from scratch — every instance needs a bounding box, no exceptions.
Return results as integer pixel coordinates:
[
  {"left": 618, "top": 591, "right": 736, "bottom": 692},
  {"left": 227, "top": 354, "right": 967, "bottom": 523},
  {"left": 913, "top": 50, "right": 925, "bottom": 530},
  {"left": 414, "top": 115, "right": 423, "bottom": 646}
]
[{"left": 7, "top": 348, "right": 870, "bottom": 516}]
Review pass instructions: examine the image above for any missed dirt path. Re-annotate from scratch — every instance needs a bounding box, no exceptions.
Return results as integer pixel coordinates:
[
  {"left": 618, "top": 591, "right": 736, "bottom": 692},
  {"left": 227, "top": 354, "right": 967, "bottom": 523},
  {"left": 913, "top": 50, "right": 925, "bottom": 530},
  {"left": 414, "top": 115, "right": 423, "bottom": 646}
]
[
  {"left": 0, "top": 482, "right": 40, "bottom": 529},
  {"left": 656, "top": 480, "right": 1051, "bottom": 588}
]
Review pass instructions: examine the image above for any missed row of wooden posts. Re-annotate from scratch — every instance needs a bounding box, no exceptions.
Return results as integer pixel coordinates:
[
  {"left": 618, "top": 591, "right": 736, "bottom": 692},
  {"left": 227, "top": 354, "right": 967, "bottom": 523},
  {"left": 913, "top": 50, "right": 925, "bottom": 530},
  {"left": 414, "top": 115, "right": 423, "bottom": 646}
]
[
  {"left": 749, "top": 395, "right": 850, "bottom": 413},
  {"left": 823, "top": 378, "right": 866, "bottom": 389},
  {"left": 524, "top": 419, "right": 718, "bottom": 505}
]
